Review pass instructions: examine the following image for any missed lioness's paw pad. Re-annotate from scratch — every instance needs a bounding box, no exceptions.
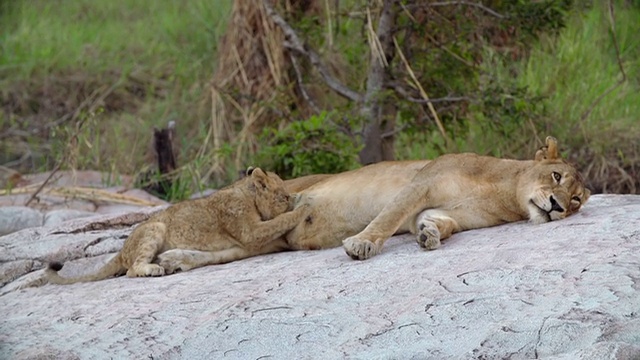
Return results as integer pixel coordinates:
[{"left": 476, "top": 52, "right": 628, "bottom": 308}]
[
  {"left": 343, "top": 237, "right": 378, "bottom": 260},
  {"left": 417, "top": 222, "right": 441, "bottom": 250}
]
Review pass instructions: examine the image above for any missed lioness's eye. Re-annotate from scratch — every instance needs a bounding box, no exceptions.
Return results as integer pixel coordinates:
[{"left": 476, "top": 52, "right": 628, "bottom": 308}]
[
  {"left": 552, "top": 172, "right": 562, "bottom": 182},
  {"left": 572, "top": 196, "right": 581, "bottom": 203}
]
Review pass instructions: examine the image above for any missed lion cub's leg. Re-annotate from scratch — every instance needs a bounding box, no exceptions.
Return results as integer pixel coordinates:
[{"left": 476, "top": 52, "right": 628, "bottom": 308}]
[
  {"left": 241, "top": 203, "right": 312, "bottom": 250},
  {"left": 157, "top": 248, "right": 249, "bottom": 274},
  {"left": 412, "top": 209, "right": 460, "bottom": 250},
  {"left": 126, "top": 222, "right": 167, "bottom": 277}
]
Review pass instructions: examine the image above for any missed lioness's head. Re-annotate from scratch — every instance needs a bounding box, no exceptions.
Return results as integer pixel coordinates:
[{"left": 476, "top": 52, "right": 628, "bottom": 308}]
[
  {"left": 247, "top": 167, "right": 295, "bottom": 220},
  {"left": 523, "top": 136, "right": 590, "bottom": 224}
]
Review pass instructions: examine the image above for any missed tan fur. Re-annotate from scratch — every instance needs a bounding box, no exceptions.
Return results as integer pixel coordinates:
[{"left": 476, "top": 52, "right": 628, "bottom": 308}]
[
  {"left": 340, "top": 136, "right": 590, "bottom": 260},
  {"left": 284, "top": 160, "right": 430, "bottom": 250},
  {"left": 277, "top": 137, "right": 589, "bottom": 260},
  {"left": 284, "top": 173, "right": 333, "bottom": 193},
  {"left": 46, "top": 168, "right": 311, "bottom": 284}
]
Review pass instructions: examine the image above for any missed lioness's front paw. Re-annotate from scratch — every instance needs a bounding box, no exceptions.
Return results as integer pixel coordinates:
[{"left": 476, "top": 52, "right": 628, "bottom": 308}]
[
  {"left": 416, "top": 222, "right": 441, "bottom": 250},
  {"left": 157, "top": 250, "right": 193, "bottom": 274},
  {"left": 343, "top": 236, "right": 378, "bottom": 260}
]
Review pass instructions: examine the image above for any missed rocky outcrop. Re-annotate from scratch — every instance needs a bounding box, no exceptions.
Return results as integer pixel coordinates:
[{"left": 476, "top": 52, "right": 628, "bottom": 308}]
[
  {"left": 0, "top": 194, "right": 639, "bottom": 359},
  {"left": 0, "top": 170, "right": 167, "bottom": 236}
]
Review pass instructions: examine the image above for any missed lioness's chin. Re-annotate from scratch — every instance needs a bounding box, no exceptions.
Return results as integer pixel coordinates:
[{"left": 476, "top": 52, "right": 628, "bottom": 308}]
[
  {"left": 527, "top": 201, "right": 551, "bottom": 224},
  {"left": 529, "top": 213, "right": 550, "bottom": 225}
]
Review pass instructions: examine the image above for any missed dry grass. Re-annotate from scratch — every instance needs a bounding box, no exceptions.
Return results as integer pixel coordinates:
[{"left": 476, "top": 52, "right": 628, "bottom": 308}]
[{"left": 207, "top": 0, "right": 291, "bottom": 182}]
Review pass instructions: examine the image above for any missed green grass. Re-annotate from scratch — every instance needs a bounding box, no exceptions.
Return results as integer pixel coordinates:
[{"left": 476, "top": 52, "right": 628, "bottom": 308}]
[
  {"left": 519, "top": 2, "right": 640, "bottom": 150},
  {"left": 1, "top": 0, "right": 229, "bottom": 81},
  {"left": 470, "top": 1, "right": 640, "bottom": 192},
  {"left": 0, "top": 0, "right": 233, "bottom": 198}
]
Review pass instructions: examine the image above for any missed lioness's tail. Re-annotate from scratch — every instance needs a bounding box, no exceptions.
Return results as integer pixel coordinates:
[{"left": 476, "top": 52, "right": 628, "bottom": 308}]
[{"left": 46, "top": 254, "right": 125, "bottom": 285}]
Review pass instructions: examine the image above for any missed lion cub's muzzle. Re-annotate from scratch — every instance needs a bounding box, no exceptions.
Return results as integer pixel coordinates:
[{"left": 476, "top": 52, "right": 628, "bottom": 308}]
[{"left": 289, "top": 193, "right": 303, "bottom": 211}]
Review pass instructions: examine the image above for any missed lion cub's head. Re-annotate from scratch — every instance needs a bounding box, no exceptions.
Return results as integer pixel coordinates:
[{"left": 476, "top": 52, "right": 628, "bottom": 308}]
[
  {"left": 247, "top": 167, "right": 296, "bottom": 220},
  {"left": 523, "top": 136, "right": 590, "bottom": 224}
]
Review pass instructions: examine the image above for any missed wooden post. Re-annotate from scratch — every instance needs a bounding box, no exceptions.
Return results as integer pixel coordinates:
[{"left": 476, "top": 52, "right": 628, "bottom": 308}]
[{"left": 139, "top": 121, "right": 178, "bottom": 199}]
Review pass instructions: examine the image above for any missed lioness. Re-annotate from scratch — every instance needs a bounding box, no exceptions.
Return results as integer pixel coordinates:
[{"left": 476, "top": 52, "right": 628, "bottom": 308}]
[
  {"left": 340, "top": 136, "right": 590, "bottom": 260},
  {"left": 46, "top": 167, "right": 310, "bottom": 284}
]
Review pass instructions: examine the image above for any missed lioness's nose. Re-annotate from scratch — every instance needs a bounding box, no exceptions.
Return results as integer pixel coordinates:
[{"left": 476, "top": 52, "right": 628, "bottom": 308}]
[{"left": 549, "top": 196, "right": 564, "bottom": 213}]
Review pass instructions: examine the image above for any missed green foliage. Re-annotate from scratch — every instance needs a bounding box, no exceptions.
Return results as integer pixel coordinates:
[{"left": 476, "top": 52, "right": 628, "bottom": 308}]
[
  {"left": 2, "top": 0, "right": 637, "bottom": 196},
  {"left": 257, "top": 112, "right": 361, "bottom": 178},
  {"left": 135, "top": 169, "right": 192, "bottom": 202},
  {"left": 503, "top": 0, "right": 573, "bottom": 35}
]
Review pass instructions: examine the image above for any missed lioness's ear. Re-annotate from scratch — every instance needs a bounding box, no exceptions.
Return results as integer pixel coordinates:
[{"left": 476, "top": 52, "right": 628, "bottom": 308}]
[
  {"left": 545, "top": 136, "right": 559, "bottom": 160},
  {"left": 246, "top": 166, "right": 255, "bottom": 176},
  {"left": 535, "top": 136, "right": 560, "bottom": 161}
]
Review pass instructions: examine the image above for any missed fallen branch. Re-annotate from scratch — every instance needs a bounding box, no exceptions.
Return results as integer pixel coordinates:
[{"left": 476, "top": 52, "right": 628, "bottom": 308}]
[
  {"left": 12, "top": 185, "right": 164, "bottom": 207},
  {"left": 262, "top": 0, "right": 363, "bottom": 103}
]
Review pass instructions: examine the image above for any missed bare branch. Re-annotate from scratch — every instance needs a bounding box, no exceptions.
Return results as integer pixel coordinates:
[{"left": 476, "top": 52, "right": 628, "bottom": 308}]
[
  {"left": 415, "top": 1, "right": 506, "bottom": 19},
  {"left": 262, "top": 0, "right": 363, "bottom": 103},
  {"left": 24, "top": 162, "right": 61, "bottom": 206},
  {"left": 381, "top": 124, "right": 409, "bottom": 139},
  {"left": 391, "top": 83, "right": 471, "bottom": 104},
  {"left": 393, "top": 37, "right": 451, "bottom": 146},
  {"left": 289, "top": 54, "right": 321, "bottom": 114},
  {"left": 405, "top": 95, "right": 470, "bottom": 104}
]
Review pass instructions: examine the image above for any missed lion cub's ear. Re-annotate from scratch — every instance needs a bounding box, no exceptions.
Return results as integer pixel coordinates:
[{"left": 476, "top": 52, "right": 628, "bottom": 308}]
[
  {"left": 249, "top": 167, "right": 268, "bottom": 189},
  {"left": 535, "top": 136, "right": 560, "bottom": 161}
]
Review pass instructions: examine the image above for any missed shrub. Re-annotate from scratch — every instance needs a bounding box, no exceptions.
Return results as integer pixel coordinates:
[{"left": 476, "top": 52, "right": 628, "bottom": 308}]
[{"left": 257, "top": 112, "right": 360, "bottom": 178}]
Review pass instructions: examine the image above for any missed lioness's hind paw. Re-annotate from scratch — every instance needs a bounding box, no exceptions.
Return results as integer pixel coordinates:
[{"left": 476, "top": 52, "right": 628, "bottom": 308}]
[
  {"left": 343, "top": 237, "right": 378, "bottom": 260},
  {"left": 417, "top": 222, "right": 441, "bottom": 250}
]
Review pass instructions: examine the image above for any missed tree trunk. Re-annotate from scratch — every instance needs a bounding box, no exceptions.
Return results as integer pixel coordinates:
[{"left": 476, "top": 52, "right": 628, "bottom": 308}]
[{"left": 358, "top": 0, "right": 397, "bottom": 165}]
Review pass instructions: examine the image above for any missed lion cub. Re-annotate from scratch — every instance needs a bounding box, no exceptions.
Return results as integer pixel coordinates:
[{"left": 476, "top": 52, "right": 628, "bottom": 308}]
[{"left": 46, "top": 167, "right": 311, "bottom": 284}]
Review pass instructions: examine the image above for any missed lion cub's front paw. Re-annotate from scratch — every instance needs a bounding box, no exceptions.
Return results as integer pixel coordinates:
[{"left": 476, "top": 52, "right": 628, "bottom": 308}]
[
  {"left": 416, "top": 221, "right": 441, "bottom": 250},
  {"left": 157, "top": 250, "right": 194, "bottom": 274},
  {"left": 128, "top": 264, "right": 165, "bottom": 277},
  {"left": 343, "top": 236, "right": 378, "bottom": 260}
]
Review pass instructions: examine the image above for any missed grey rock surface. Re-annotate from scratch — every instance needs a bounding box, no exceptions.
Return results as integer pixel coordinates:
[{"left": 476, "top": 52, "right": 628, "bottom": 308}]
[
  {"left": 0, "top": 206, "right": 44, "bottom": 236},
  {"left": 0, "top": 194, "right": 639, "bottom": 359},
  {"left": 0, "top": 206, "right": 166, "bottom": 291},
  {"left": 43, "top": 209, "right": 97, "bottom": 227},
  {"left": 0, "top": 170, "right": 167, "bottom": 237}
]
